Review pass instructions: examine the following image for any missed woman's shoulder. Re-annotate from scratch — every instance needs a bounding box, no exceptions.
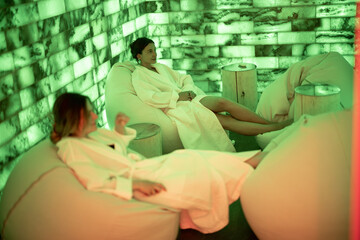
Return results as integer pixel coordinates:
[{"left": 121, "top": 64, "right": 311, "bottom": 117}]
[
  {"left": 56, "top": 133, "right": 107, "bottom": 157},
  {"left": 154, "top": 62, "right": 168, "bottom": 69},
  {"left": 88, "top": 129, "right": 115, "bottom": 142},
  {"left": 57, "top": 136, "right": 79, "bottom": 145},
  {"left": 134, "top": 64, "right": 148, "bottom": 71},
  {"left": 56, "top": 129, "right": 111, "bottom": 147},
  {"left": 56, "top": 136, "right": 89, "bottom": 149},
  {"left": 133, "top": 65, "right": 148, "bottom": 76},
  {"left": 91, "top": 128, "right": 113, "bottom": 135},
  {"left": 56, "top": 137, "right": 84, "bottom": 157},
  {"left": 154, "top": 63, "right": 175, "bottom": 74}
]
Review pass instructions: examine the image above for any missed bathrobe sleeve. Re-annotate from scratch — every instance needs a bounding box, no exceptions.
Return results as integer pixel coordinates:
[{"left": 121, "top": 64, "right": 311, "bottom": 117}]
[
  {"left": 57, "top": 131, "right": 137, "bottom": 200},
  {"left": 160, "top": 64, "right": 206, "bottom": 96},
  {"left": 132, "top": 66, "right": 179, "bottom": 109}
]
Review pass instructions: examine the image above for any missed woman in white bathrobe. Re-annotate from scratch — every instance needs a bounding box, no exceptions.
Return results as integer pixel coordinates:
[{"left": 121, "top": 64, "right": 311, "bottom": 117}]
[
  {"left": 130, "top": 37, "right": 291, "bottom": 152},
  {"left": 51, "top": 93, "right": 263, "bottom": 233}
]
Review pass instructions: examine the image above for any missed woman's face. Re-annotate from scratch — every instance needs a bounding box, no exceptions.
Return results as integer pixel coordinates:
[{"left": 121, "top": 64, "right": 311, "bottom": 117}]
[
  {"left": 80, "top": 100, "right": 98, "bottom": 137},
  {"left": 137, "top": 43, "right": 157, "bottom": 66}
]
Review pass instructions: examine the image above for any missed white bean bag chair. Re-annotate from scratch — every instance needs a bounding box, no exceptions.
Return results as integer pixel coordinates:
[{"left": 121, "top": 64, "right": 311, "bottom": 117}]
[
  {"left": 256, "top": 52, "right": 354, "bottom": 149},
  {"left": 105, "top": 62, "right": 183, "bottom": 154},
  {"left": 240, "top": 109, "right": 352, "bottom": 240},
  {"left": 0, "top": 139, "right": 180, "bottom": 240}
]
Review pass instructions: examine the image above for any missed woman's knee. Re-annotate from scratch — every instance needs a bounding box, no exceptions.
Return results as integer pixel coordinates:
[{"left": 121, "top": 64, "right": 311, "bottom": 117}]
[
  {"left": 201, "top": 96, "right": 231, "bottom": 112},
  {"left": 215, "top": 97, "right": 231, "bottom": 110}
]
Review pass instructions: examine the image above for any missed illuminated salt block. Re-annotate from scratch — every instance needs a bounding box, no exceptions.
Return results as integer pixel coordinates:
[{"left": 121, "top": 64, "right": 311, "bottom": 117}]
[
  {"left": 294, "top": 84, "right": 341, "bottom": 121},
  {"left": 221, "top": 63, "right": 258, "bottom": 111},
  {"left": 128, "top": 123, "right": 162, "bottom": 158}
]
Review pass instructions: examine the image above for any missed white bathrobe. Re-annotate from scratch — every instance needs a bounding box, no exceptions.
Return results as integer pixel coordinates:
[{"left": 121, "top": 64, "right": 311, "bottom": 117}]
[
  {"left": 132, "top": 63, "right": 235, "bottom": 152},
  {"left": 57, "top": 128, "right": 257, "bottom": 233}
]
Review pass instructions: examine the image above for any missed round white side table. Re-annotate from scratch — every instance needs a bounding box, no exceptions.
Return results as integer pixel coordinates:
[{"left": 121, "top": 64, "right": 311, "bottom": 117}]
[
  {"left": 128, "top": 123, "right": 162, "bottom": 158},
  {"left": 294, "top": 84, "right": 341, "bottom": 121},
  {"left": 221, "top": 63, "right": 258, "bottom": 111}
]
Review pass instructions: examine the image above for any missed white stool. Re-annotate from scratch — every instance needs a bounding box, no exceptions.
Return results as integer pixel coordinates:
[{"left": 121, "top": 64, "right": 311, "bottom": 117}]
[
  {"left": 221, "top": 63, "right": 258, "bottom": 111},
  {"left": 293, "top": 84, "right": 341, "bottom": 121},
  {"left": 128, "top": 123, "right": 162, "bottom": 158}
]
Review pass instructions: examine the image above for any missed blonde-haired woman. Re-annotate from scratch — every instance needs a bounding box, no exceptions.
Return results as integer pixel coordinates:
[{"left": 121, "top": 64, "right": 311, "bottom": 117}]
[{"left": 51, "top": 92, "right": 263, "bottom": 233}]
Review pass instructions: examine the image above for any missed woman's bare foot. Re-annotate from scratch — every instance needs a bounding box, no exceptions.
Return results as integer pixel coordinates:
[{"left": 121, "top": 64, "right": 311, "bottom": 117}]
[
  {"left": 245, "top": 151, "right": 269, "bottom": 168},
  {"left": 274, "top": 118, "right": 293, "bottom": 131}
]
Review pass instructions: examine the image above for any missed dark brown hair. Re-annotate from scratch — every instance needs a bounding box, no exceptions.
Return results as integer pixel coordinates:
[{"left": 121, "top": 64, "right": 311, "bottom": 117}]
[
  {"left": 130, "top": 37, "right": 154, "bottom": 63},
  {"left": 50, "top": 93, "right": 91, "bottom": 144}
]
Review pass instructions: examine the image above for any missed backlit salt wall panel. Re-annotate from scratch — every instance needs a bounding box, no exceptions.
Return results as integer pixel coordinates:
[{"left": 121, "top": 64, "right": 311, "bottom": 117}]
[
  {"left": 0, "top": 0, "right": 149, "bottom": 191},
  {"left": 149, "top": 0, "right": 357, "bottom": 94}
]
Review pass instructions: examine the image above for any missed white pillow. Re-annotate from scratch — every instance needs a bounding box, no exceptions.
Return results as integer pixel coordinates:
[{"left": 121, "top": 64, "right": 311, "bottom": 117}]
[{"left": 241, "top": 109, "right": 352, "bottom": 240}]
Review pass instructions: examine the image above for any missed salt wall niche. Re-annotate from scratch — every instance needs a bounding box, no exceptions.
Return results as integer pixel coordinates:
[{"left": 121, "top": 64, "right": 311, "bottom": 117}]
[{"left": 0, "top": 0, "right": 357, "bottom": 191}]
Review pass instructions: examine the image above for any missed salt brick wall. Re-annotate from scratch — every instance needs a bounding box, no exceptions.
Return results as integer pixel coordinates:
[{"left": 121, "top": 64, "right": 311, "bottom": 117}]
[
  {"left": 149, "top": 0, "right": 357, "bottom": 94},
  {"left": 0, "top": 0, "right": 151, "bottom": 190},
  {"left": 0, "top": 0, "right": 357, "bottom": 191}
]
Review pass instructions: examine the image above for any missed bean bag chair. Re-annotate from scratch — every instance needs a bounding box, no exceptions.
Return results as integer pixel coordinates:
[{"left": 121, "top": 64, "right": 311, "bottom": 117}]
[
  {"left": 240, "top": 109, "right": 352, "bottom": 240},
  {"left": 255, "top": 52, "right": 354, "bottom": 149},
  {"left": 0, "top": 139, "right": 180, "bottom": 240},
  {"left": 105, "top": 62, "right": 183, "bottom": 154}
]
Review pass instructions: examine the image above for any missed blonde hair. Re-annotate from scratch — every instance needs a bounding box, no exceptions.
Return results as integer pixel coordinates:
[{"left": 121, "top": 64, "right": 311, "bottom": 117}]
[{"left": 50, "top": 93, "right": 91, "bottom": 144}]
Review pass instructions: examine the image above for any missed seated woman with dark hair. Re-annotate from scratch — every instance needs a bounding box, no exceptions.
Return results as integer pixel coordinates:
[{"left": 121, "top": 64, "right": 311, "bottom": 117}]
[
  {"left": 130, "top": 37, "right": 292, "bottom": 152},
  {"left": 51, "top": 92, "right": 264, "bottom": 234}
]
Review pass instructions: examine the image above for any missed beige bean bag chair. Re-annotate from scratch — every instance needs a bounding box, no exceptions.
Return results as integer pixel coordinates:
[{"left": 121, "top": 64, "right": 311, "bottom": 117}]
[
  {"left": 0, "top": 139, "right": 180, "bottom": 240},
  {"left": 256, "top": 52, "right": 354, "bottom": 149},
  {"left": 241, "top": 109, "right": 352, "bottom": 240},
  {"left": 105, "top": 62, "right": 183, "bottom": 154}
]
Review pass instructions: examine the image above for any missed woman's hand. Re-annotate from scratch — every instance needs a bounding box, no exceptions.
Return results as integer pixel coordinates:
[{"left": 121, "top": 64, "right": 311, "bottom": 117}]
[
  {"left": 115, "top": 113, "right": 130, "bottom": 134},
  {"left": 178, "top": 91, "right": 196, "bottom": 101},
  {"left": 133, "top": 179, "right": 167, "bottom": 196}
]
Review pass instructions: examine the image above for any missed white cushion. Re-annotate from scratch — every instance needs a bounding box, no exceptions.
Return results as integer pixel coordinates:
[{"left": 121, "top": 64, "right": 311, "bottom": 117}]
[
  {"left": 256, "top": 52, "right": 353, "bottom": 122},
  {"left": 0, "top": 140, "right": 180, "bottom": 240},
  {"left": 241, "top": 109, "right": 352, "bottom": 240},
  {"left": 105, "top": 62, "right": 183, "bottom": 154},
  {"left": 255, "top": 52, "right": 354, "bottom": 148}
]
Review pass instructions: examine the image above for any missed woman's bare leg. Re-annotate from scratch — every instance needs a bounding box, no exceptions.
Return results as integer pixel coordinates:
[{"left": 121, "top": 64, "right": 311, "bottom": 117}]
[
  {"left": 200, "top": 96, "right": 271, "bottom": 124},
  {"left": 215, "top": 114, "right": 291, "bottom": 136}
]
